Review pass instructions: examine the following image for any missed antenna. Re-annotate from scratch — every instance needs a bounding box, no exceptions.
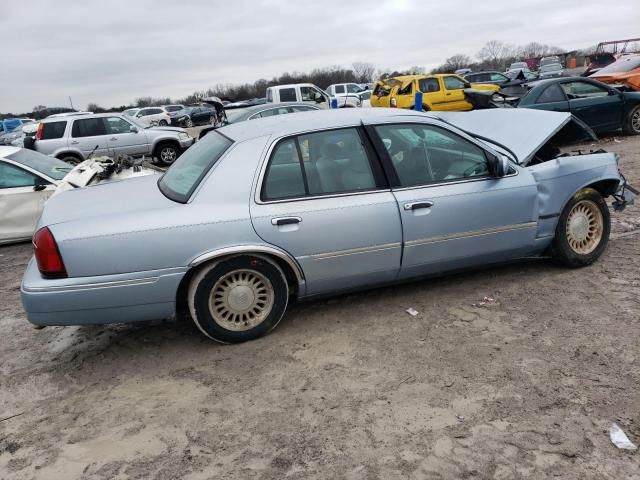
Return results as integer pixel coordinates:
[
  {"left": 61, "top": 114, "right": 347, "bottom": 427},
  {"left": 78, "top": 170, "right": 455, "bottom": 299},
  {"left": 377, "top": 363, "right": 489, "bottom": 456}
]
[{"left": 69, "top": 96, "right": 75, "bottom": 111}]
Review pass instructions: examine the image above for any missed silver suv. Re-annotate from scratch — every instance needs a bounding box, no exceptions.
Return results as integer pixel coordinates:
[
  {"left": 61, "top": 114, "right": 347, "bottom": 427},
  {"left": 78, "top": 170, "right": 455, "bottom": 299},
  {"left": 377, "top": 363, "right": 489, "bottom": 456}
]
[{"left": 33, "top": 113, "right": 194, "bottom": 166}]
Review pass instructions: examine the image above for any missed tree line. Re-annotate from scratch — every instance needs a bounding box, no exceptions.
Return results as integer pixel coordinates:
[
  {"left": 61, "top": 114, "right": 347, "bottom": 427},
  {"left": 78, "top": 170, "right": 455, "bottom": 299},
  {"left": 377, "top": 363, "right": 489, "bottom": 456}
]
[{"left": 3, "top": 40, "right": 598, "bottom": 118}]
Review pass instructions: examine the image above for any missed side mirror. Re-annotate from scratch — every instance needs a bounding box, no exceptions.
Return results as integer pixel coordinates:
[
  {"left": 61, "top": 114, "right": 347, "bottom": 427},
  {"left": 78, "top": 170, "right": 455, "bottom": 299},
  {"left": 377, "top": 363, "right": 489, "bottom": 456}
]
[
  {"left": 489, "top": 153, "right": 510, "bottom": 177},
  {"left": 314, "top": 93, "right": 324, "bottom": 103},
  {"left": 463, "top": 81, "right": 472, "bottom": 89},
  {"left": 33, "top": 177, "right": 49, "bottom": 191},
  {"left": 136, "top": 113, "right": 143, "bottom": 118},
  {"left": 130, "top": 125, "right": 138, "bottom": 133}
]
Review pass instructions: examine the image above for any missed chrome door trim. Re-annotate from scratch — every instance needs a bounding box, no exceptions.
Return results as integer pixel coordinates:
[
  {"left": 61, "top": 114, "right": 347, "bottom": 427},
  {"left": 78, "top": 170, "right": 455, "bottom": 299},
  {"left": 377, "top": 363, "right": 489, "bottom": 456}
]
[
  {"left": 189, "top": 244, "right": 305, "bottom": 284},
  {"left": 405, "top": 222, "right": 537, "bottom": 248},
  {"left": 307, "top": 242, "right": 402, "bottom": 261},
  {"left": 392, "top": 168, "right": 519, "bottom": 192}
]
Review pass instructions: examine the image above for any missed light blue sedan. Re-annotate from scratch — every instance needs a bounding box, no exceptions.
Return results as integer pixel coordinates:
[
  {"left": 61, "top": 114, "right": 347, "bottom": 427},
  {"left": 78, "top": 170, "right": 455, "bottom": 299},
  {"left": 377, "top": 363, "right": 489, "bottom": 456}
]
[{"left": 21, "top": 109, "right": 636, "bottom": 343}]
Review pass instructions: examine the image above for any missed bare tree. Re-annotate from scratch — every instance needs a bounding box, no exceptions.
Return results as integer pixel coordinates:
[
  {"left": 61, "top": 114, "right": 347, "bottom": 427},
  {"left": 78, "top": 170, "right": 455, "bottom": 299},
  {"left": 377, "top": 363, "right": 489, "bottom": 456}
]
[
  {"left": 33, "top": 105, "right": 47, "bottom": 112},
  {"left": 352, "top": 62, "right": 376, "bottom": 83},
  {"left": 444, "top": 54, "right": 472, "bottom": 71},
  {"left": 477, "top": 40, "right": 510, "bottom": 68}
]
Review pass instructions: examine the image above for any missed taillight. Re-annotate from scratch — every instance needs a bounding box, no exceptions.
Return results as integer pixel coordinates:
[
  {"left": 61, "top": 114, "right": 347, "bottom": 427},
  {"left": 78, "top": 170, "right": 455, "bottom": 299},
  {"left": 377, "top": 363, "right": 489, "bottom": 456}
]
[
  {"left": 390, "top": 98, "right": 397, "bottom": 108},
  {"left": 36, "top": 123, "right": 44, "bottom": 140},
  {"left": 33, "top": 227, "right": 66, "bottom": 277}
]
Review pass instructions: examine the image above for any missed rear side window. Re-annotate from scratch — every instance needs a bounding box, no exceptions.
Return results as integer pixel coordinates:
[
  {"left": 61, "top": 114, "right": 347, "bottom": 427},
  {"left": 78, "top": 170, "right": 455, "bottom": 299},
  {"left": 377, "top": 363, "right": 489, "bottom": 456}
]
[
  {"left": 261, "top": 128, "right": 379, "bottom": 201},
  {"left": 537, "top": 84, "right": 566, "bottom": 104},
  {"left": 40, "top": 121, "right": 66, "bottom": 140},
  {"left": 279, "top": 88, "right": 297, "bottom": 102},
  {"left": 158, "top": 131, "right": 232, "bottom": 203},
  {"left": 335, "top": 85, "right": 346, "bottom": 94},
  {"left": 418, "top": 78, "right": 440, "bottom": 93},
  {"left": 72, "top": 118, "right": 106, "bottom": 137},
  {"left": 290, "top": 105, "right": 317, "bottom": 112}
]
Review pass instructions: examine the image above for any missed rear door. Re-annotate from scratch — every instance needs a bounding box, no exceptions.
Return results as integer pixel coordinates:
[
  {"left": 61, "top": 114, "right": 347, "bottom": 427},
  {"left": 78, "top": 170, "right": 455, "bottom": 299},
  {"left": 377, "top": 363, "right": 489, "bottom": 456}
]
[
  {"left": 560, "top": 80, "right": 623, "bottom": 132},
  {"left": 69, "top": 117, "right": 109, "bottom": 157},
  {"left": 105, "top": 116, "right": 150, "bottom": 157},
  {"left": 368, "top": 121, "right": 539, "bottom": 278},
  {"left": 0, "top": 161, "right": 55, "bottom": 243},
  {"left": 250, "top": 127, "right": 402, "bottom": 296}
]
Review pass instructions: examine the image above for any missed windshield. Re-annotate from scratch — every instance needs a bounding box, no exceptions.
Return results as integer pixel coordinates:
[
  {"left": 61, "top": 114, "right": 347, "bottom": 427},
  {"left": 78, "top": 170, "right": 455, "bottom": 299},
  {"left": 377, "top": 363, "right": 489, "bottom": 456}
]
[
  {"left": 510, "top": 62, "right": 527, "bottom": 69},
  {"left": 7, "top": 149, "right": 72, "bottom": 180},
  {"left": 225, "top": 108, "right": 251, "bottom": 124},
  {"left": 596, "top": 56, "right": 640, "bottom": 74},
  {"left": 541, "top": 64, "right": 562, "bottom": 72},
  {"left": 127, "top": 116, "right": 150, "bottom": 129},
  {"left": 158, "top": 131, "right": 233, "bottom": 203}
]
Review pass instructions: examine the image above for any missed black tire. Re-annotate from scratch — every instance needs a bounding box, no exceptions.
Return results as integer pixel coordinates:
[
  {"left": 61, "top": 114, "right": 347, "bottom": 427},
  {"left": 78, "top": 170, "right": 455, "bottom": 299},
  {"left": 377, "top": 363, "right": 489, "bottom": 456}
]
[
  {"left": 185, "top": 118, "right": 193, "bottom": 128},
  {"left": 408, "top": 105, "right": 430, "bottom": 111},
  {"left": 551, "top": 188, "right": 610, "bottom": 267},
  {"left": 187, "top": 255, "right": 289, "bottom": 343},
  {"left": 623, "top": 105, "right": 640, "bottom": 135},
  {"left": 159, "top": 119, "right": 168, "bottom": 126},
  {"left": 57, "top": 153, "right": 83, "bottom": 165},
  {"left": 154, "top": 142, "right": 180, "bottom": 166}
]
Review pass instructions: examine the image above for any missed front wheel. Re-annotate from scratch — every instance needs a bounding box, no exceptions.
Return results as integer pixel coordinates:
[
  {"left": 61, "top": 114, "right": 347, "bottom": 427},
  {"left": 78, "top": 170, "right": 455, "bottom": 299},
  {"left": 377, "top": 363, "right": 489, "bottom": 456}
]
[
  {"left": 623, "top": 105, "right": 640, "bottom": 135},
  {"left": 551, "top": 188, "right": 610, "bottom": 267},
  {"left": 188, "top": 255, "right": 289, "bottom": 343},
  {"left": 158, "top": 119, "right": 168, "bottom": 126},
  {"left": 185, "top": 118, "right": 193, "bottom": 128},
  {"left": 155, "top": 142, "right": 179, "bottom": 166}
]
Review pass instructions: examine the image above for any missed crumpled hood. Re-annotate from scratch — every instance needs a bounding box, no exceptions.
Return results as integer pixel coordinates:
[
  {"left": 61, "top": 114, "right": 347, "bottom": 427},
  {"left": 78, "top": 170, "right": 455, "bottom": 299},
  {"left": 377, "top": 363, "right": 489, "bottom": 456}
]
[
  {"left": 434, "top": 109, "right": 595, "bottom": 166},
  {"left": 39, "top": 174, "right": 171, "bottom": 230}
]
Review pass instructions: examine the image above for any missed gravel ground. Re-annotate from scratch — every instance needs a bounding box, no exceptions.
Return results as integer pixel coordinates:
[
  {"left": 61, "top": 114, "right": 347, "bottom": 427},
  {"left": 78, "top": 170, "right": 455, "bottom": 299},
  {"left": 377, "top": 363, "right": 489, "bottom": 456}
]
[{"left": 1, "top": 134, "right": 639, "bottom": 479}]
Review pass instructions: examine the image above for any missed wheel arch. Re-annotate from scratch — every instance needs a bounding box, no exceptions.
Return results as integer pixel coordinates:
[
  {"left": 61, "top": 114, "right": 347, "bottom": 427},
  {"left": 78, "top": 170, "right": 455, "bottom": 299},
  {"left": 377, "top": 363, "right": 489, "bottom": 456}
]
[
  {"left": 55, "top": 149, "right": 84, "bottom": 161},
  {"left": 175, "top": 246, "right": 305, "bottom": 315},
  {"left": 152, "top": 138, "right": 181, "bottom": 155}
]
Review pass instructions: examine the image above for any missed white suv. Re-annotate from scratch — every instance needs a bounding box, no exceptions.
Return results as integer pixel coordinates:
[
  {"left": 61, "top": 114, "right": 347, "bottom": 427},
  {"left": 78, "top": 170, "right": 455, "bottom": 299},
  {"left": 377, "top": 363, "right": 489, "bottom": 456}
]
[
  {"left": 33, "top": 113, "right": 194, "bottom": 166},
  {"left": 122, "top": 107, "right": 171, "bottom": 127}
]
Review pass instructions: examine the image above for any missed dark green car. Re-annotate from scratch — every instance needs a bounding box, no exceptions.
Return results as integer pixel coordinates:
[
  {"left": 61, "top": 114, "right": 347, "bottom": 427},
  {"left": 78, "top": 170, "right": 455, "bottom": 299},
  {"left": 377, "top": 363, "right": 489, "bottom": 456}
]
[{"left": 518, "top": 77, "right": 640, "bottom": 135}]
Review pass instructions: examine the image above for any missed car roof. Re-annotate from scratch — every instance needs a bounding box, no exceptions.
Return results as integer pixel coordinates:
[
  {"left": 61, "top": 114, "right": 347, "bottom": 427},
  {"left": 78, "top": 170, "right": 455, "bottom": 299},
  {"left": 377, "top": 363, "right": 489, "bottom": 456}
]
[
  {"left": 0, "top": 146, "right": 20, "bottom": 157},
  {"left": 41, "top": 112, "right": 126, "bottom": 123},
  {"left": 219, "top": 108, "right": 445, "bottom": 142}
]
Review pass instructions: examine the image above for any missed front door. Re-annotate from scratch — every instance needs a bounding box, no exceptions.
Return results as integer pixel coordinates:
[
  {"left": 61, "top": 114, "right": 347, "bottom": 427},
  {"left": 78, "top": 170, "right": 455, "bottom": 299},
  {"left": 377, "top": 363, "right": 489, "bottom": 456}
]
[
  {"left": 369, "top": 122, "right": 539, "bottom": 278},
  {"left": 250, "top": 127, "right": 402, "bottom": 295},
  {"left": 104, "top": 116, "right": 150, "bottom": 157},
  {"left": 439, "top": 75, "right": 469, "bottom": 111},
  {"left": 0, "top": 162, "right": 54, "bottom": 243},
  {"left": 560, "top": 81, "right": 623, "bottom": 132}
]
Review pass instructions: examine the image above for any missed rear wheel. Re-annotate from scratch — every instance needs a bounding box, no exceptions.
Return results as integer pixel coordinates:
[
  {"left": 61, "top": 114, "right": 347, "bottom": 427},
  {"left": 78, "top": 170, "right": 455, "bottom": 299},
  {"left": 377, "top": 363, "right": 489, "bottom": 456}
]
[
  {"left": 623, "top": 105, "right": 640, "bottom": 135},
  {"left": 551, "top": 188, "right": 610, "bottom": 267},
  {"left": 188, "top": 255, "right": 289, "bottom": 343},
  {"left": 185, "top": 118, "right": 193, "bottom": 128},
  {"left": 154, "top": 142, "right": 179, "bottom": 166},
  {"left": 159, "top": 119, "right": 168, "bottom": 126}
]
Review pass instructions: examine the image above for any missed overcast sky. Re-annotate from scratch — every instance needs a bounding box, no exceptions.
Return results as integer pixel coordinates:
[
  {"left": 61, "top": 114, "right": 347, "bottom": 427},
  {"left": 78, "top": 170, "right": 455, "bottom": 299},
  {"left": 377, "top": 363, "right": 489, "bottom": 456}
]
[{"left": 1, "top": 0, "right": 639, "bottom": 113}]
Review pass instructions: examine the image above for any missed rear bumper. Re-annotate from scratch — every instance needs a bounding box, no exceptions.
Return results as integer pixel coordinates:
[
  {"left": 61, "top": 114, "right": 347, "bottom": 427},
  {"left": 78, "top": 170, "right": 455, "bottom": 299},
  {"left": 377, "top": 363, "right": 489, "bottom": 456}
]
[{"left": 20, "top": 258, "right": 186, "bottom": 326}]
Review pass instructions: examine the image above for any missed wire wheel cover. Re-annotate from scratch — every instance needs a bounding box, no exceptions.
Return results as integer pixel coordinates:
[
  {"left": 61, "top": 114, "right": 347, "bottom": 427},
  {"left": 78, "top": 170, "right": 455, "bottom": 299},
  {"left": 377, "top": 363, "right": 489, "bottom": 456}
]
[
  {"left": 209, "top": 269, "right": 274, "bottom": 331},
  {"left": 566, "top": 200, "right": 603, "bottom": 255}
]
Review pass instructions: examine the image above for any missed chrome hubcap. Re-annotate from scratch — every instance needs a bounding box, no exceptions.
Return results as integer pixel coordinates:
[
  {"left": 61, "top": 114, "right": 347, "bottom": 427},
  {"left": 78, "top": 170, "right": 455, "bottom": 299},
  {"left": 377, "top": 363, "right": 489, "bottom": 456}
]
[
  {"left": 566, "top": 200, "right": 603, "bottom": 255},
  {"left": 160, "top": 148, "right": 176, "bottom": 163},
  {"left": 209, "top": 270, "right": 274, "bottom": 331},
  {"left": 632, "top": 110, "right": 640, "bottom": 133}
]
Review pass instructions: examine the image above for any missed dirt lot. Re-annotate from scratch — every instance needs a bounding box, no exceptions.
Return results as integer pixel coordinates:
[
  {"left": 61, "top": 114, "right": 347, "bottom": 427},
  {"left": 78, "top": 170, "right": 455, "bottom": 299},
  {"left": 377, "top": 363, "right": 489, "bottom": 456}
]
[{"left": 1, "top": 135, "right": 639, "bottom": 479}]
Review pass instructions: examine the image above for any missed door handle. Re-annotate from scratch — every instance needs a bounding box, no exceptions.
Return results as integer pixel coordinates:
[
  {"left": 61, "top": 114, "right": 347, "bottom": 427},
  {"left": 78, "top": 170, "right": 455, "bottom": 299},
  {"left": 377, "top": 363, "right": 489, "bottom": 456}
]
[
  {"left": 404, "top": 201, "right": 434, "bottom": 211},
  {"left": 271, "top": 216, "right": 302, "bottom": 226},
  {"left": 70, "top": 141, "right": 79, "bottom": 145},
  {"left": 109, "top": 137, "right": 118, "bottom": 141}
]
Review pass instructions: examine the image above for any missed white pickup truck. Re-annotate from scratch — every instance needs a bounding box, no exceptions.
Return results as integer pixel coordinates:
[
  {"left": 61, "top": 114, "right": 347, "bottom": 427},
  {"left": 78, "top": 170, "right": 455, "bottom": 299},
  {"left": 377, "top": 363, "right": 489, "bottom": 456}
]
[{"left": 265, "top": 83, "right": 361, "bottom": 108}]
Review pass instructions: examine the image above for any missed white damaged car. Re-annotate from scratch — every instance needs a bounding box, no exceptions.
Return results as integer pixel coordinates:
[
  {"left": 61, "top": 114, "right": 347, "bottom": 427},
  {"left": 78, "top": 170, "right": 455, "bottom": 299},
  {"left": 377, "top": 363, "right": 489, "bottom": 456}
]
[{"left": 0, "top": 146, "right": 158, "bottom": 244}]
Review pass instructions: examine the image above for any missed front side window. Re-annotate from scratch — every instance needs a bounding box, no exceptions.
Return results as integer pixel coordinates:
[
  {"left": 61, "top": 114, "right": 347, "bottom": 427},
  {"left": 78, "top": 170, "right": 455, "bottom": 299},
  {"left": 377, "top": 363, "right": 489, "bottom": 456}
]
[
  {"left": 346, "top": 84, "right": 361, "bottom": 93},
  {"left": 290, "top": 105, "right": 318, "bottom": 112},
  {"left": 71, "top": 118, "right": 106, "bottom": 137},
  {"left": 39, "top": 121, "right": 66, "bottom": 140},
  {"left": 158, "top": 131, "right": 232, "bottom": 203},
  {"left": 0, "top": 162, "right": 40, "bottom": 188},
  {"left": 261, "top": 128, "right": 378, "bottom": 201},
  {"left": 300, "top": 86, "right": 323, "bottom": 102},
  {"left": 397, "top": 82, "right": 413, "bottom": 96},
  {"left": 490, "top": 73, "right": 508, "bottom": 82},
  {"left": 251, "top": 107, "right": 290, "bottom": 119},
  {"left": 279, "top": 88, "right": 297, "bottom": 102},
  {"left": 561, "top": 81, "right": 609, "bottom": 98},
  {"left": 419, "top": 78, "right": 440, "bottom": 93},
  {"left": 105, "top": 117, "right": 132, "bottom": 134},
  {"left": 443, "top": 76, "right": 466, "bottom": 90},
  {"left": 537, "top": 84, "right": 567, "bottom": 103},
  {"left": 374, "top": 124, "right": 489, "bottom": 187}
]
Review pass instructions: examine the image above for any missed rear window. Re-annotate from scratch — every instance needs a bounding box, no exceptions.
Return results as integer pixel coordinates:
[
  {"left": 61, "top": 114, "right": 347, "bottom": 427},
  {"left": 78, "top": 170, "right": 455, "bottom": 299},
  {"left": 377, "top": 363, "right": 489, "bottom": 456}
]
[
  {"left": 40, "top": 121, "right": 66, "bottom": 140},
  {"left": 158, "top": 131, "right": 232, "bottom": 203},
  {"left": 279, "top": 88, "right": 297, "bottom": 102},
  {"left": 72, "top": 118, "right": 106, "bottom": 137},
  {"left": 7, "top": 149, "right": 71, "bottom": 180}
]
